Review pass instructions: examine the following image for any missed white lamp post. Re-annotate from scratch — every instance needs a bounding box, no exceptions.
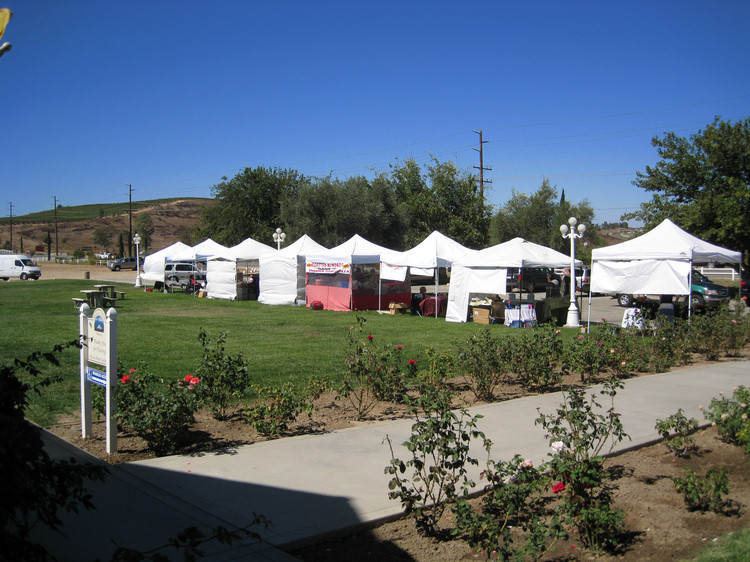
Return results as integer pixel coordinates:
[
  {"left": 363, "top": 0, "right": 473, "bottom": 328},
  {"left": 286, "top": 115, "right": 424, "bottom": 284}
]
[
  {"left": 273, "top": 227, "right": 286, "bottom": 250},
  {"left": 133, "top": 233, "right": 142, "bottom": 288},
  {"left": 560, "top": 217, "right": 585, "bottom": 328}
]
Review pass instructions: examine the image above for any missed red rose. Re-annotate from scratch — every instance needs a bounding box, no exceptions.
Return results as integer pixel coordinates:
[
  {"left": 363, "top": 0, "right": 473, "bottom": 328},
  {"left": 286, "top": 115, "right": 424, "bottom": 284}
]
[
  {"left": 120, "top": 374, "right": 130, "bottom": 383},
  {"left": 129, "top": 368, "right": 136, "bottom": 374},
  {"left": 552, "top": 482, "right": 565, "bottom": 494},
  {"left": 408, "top": 359, "right": 416, "bottom": 365},
  {"left": 367, "top": 333, "right": 373, "bottom": 340}
]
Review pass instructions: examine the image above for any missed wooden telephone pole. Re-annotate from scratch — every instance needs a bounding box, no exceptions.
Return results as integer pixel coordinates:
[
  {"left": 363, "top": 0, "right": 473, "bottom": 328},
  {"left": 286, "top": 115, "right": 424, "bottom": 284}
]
[{"left": 472, "top": 129, "right": 492, "bottom": 199}]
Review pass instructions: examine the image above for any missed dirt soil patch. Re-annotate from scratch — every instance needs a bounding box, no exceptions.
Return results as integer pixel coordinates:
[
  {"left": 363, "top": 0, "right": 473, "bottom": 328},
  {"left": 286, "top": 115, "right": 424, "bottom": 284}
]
[{"left": 292, "top": 426, "right": 750, "bottom": 562}]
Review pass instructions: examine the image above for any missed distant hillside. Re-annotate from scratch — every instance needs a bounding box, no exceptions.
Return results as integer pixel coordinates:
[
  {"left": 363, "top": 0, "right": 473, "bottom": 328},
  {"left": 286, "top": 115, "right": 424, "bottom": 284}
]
[
  {"left": 0, "top": 197, "right": 640, "bottom": 256},
  {"left": 0, "top": 198, "right": 213, "bottom": 255}
]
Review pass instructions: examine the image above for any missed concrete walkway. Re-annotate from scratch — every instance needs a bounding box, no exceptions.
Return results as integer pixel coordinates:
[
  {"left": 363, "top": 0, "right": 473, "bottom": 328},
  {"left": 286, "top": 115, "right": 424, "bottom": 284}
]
[{"left": 36, "top": 360, "right": 749, "bottom": 561}]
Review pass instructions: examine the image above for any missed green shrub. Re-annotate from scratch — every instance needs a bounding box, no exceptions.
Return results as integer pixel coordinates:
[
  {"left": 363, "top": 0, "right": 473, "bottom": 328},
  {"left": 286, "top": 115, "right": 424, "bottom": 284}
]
[
  {"left": 339, "top": 315, "right": 417, "bottom": 418},
  {"left": 703, "top": 386, "right": 750, "bottom": 452},
  {"left": 195, "top": 329, "right": 252, "bottom": 420},
  {"left": 452, "top": 455, "right": 567, "bottom": 560},
  {"left": 510, "top": 324, "right": 563, "bottom": 388},
  {"left": 563, "top": 324, "right": 619, "bottom": 382},
  {"left": 115, "top": 363, "right": 200, "bottom": 455},
  {"left": 243, "top": 382, "right": 320, "bottom": 437},
  {"left": 385, "top": 403, "right": 488, "bottom": 536},
  {"left": 536, "top": 379, "right": 629, "bottom": 552},
  {"left": 655, "top": 408, "right": 700, "bottom": 457},
  {"left": 674, "top": 466, "right": 730, "bottom": 513},
  {"left": 455, "top": 328, "right": 510, "bottom": 401}
]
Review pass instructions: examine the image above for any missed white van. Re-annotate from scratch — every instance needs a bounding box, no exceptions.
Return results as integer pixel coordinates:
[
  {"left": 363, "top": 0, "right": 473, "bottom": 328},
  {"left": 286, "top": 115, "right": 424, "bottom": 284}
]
[{"left": 0, "top": 254, "right": 42, "bottom": 280}]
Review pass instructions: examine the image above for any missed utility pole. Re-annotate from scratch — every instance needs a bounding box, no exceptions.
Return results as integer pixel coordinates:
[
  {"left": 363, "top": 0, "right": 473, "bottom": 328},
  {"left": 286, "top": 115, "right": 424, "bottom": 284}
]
[
  {"left": 53, "top": 196, "right": 59, "bottom": 257},
  {"left": 127, "top": 184, "right": 133, "bottom": 257},
  {"left": 472, "top": 129, "right": 492, "bottom": 200},
  {"left": 8, "top": 202, "right": 12, "bottom": 251}
]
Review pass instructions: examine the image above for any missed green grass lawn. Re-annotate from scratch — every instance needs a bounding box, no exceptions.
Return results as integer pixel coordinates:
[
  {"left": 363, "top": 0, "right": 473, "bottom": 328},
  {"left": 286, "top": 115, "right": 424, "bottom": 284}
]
[{"left": 2, "top": 279, "right": 517, "bottom": 425}]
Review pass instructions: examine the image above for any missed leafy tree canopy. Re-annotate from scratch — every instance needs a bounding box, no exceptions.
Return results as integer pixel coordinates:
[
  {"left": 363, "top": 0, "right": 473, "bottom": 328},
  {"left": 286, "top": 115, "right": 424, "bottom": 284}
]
[
  {"left": 200, "top": 158, "right": 489, "bottom": 251},
  {"left": 280, "top": 175, "right": 408, "bottom": 248},
  {"left": 383, "top": 158, "right": 491, "bottom": 249},
  {"left": 200, "top": 167, "right": 309, "bottom": 246},
  {"left": 624, "top": 117, "right": 750, "bottom": 263},
  {"left": 134, "top": 212, "right": 154, "bottom": 251},
  {"left": 490, "top": 179, "right": 598, "bottom": 263}
]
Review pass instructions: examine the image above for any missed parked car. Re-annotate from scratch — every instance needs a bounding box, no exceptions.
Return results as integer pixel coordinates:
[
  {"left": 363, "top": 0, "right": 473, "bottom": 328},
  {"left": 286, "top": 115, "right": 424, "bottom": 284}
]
[
  {"left": 741, "top": 270, "right": 749, "bottom": 307},
  {"left": 108, "top": 256, "right": 138, "bottom": 271},
  {"left": 506, "top": 267, "right": 552, "bottom": 292},
  {"left": 616, "top": 269, "right": 731, "bottom": 308},
  {"left": 164, "top": 262, "right": 206, "bottom": 287},
  {"left": 580, "top": 267, "right": 591, "bottom": 294}
]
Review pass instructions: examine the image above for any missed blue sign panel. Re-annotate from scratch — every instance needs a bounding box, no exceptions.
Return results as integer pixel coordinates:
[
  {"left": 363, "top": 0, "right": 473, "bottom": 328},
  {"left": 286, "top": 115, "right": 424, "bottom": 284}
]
[{"left": 86, "top": 367, "right": 107, "bottom": 387}]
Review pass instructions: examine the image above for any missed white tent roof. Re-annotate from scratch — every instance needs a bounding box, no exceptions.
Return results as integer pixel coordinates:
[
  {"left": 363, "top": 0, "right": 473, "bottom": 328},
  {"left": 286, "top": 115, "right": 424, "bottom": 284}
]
[
  {"left": 141, "top": 241, "right": 191, "bottom": 282},
  {"left": 274, "top": 234, "right": 328, "bottom": 258},
  {"left": 380, "top": 231, "right": 475, "bottom": 269},
  {"left": 308, "top": 234, "right": 393, "bottom": 263},
  {"left": 453, "top": 237, "right": 581, "bottom": 268},
  {"left": 169, "top": 238, "right": 230, "bottom": 262},
  {"left": 220, "top": 237, "right": 275, "bottom": 261},
  {"left": 591, "top": 219, "right": 742, "bottom": 264}
]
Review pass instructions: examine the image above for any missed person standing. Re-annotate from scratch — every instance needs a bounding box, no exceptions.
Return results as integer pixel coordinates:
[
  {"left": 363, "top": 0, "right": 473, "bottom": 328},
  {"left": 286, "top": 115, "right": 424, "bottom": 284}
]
[{"left": 561, "top": 268, "right": 572, "bottom": 296}]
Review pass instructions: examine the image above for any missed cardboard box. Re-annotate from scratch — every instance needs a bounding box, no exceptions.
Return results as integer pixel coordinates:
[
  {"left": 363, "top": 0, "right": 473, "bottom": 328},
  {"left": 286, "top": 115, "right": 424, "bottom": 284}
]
[
  {"left": 472, "top": 307, "right": 491, "bottom": 324},
  {"left": 389, "top": 302, "right": 408, "bottom": 315}
]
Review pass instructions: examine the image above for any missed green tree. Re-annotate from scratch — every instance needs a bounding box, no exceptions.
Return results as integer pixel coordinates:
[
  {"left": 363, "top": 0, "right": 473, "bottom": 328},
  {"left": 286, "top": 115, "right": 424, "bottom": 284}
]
[
  {"left": 200, "top": 167, "right": 308, "bottom": 246},
  {"left": 280, "top": 175, "right": 408, "bottom": 248},
  {"left": 385, "top": 158, "right": 490, "bottom": 248},
  {"left": 135, "top": 212, "right": 155, "bottom": 252},
  {"left": 490, "top": 179, "right": 598, "bottom": 262},
  {"left": 92, "top": 227, "right": 113, "bottom": 250},
  {"left": 624, "top": 117, "right": 750, "bottom": 263}
]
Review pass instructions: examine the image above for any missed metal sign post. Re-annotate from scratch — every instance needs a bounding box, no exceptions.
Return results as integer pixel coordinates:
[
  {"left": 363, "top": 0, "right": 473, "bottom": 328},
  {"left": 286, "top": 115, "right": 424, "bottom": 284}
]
[{"left": 79, "top": 304, "right": 118, "bottom": 454}]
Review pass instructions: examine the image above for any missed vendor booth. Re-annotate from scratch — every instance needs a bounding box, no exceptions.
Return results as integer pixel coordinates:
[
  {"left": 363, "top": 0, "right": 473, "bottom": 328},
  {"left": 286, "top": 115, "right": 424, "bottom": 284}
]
[
  {"left": 258, "top": 235, "right": 328, "bottom": 306},
  {"left": 305, "top": 235, "right": 409, "bottom": 311},
  {"left": 590, "top": 219, "right": 743, "bottom": 319},
  {"left": 446, "top": 238, "right": 580, "bottom": 323},
  {"left": 141, "top": 241, "right": 191, "bottom": 284},
  {"left": 206, "top": 237, "right": 274, "bottom": 300},
  {"left": 380, "top": 231, "right": 475, "bottom": 317}
]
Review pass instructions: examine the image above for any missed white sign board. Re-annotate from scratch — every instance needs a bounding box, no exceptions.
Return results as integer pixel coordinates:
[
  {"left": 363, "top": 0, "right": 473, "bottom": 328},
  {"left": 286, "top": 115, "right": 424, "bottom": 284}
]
[{"left": 87, "top": 308, "right": 108, "bottom": 366}]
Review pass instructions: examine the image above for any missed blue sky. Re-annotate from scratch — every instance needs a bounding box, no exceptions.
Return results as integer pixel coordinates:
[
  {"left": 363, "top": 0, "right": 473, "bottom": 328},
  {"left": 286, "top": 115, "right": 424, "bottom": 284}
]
[{"left": 2, "top": 1, "right": 749, "bottom": 226}]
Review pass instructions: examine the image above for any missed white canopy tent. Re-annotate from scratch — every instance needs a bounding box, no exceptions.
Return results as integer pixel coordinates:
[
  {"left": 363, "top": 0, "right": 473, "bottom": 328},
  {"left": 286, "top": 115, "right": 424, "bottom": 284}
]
[
  {"left": 141, "top": 241, "right": 192, "bottom": 283},
  {"left": 590, "top": 219, "right": 743, "bottom": 318},
  {"left": 206, "top": 237, "right": 274, "bottom": 300},
  {"left": 258, "top": 235, "right": 328, "bottom": 306},
  {"left": 380, "top": 231, "right": 476, "bottom": 317},
  {"left": 305, "top": 235, "right": 407, "bottom": 311},
  {"left": 446, "top": 237, "right": 580, "bottom": 323}
]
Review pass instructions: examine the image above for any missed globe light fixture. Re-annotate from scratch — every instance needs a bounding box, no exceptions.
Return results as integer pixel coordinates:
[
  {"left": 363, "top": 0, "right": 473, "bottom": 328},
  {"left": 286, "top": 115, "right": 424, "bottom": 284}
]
[
  {"left": 273, "top": 227, "right": 286, "bottom": 250},
  {"left": 560, "top": 217, "right": 586, "bottom": 327}
]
